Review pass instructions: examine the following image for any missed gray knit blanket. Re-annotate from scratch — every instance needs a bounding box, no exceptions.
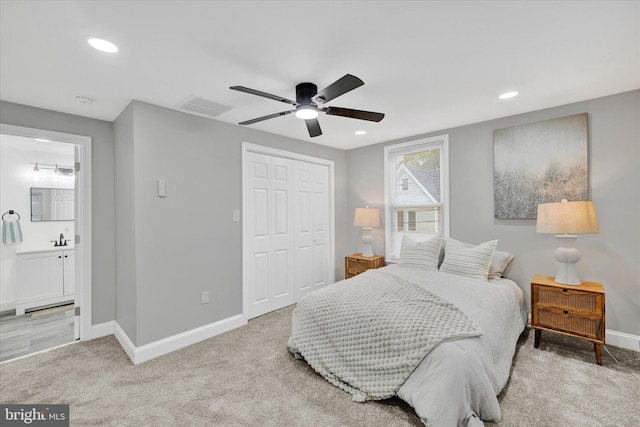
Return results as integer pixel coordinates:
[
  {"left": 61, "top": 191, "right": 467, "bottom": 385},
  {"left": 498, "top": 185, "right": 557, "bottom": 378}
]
[{"left": 287, "top": 269, "right": 482, "bottom": 402}]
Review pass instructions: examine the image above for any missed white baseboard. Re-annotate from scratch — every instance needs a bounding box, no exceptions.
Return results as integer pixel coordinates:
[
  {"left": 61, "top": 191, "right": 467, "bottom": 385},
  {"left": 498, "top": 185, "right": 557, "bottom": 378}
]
[
  {"left": 606, "top": 329, "right": 640, "bottom": 352},
  {"left": 113, "top": 314, "right": 247, "bottom": 365},
  {"left": 91, "top": 321, "right": 115, "bottom": 339},
  {"left": 0, "top": 299, "right": 16, "bottom": 313},
  {"left": 113, "top": 322, "right": 137, "bottom": 363}
]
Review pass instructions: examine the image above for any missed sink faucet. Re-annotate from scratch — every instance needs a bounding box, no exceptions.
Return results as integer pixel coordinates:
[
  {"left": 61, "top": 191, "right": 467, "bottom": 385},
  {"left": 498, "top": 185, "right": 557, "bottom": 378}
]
[{"left": 51, "top": 233, "right": 69, "bottom": 247}]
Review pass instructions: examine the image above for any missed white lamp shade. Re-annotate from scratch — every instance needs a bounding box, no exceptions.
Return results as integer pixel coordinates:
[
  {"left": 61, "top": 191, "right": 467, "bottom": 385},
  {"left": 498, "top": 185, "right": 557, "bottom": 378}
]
[
  {"left": 536, "top": 200, "right": 599, "bottom": 234},
  {"left": 354, "top": 207, "right": 380, "bottom": 228}
]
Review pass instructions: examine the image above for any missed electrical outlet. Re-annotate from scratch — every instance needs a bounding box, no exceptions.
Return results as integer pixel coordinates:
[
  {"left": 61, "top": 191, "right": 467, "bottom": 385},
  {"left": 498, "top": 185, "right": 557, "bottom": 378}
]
[{"left": 201, "top": 291, "right": 209, "bottom": 304}]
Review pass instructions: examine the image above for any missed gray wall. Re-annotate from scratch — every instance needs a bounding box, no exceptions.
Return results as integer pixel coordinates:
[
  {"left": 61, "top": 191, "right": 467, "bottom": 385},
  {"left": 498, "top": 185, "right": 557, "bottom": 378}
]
[
  {"left": 113, "top": 103, "right": 137, "bottom": 343},
  {"left": 346, "top": 90, "right": 640, "bottom": 336},
  {"left": 0, "top": 101, "right": 116, "bottom": 325},
  {"left": 114, "top": 101, "right": 348, "bottom": 346}
]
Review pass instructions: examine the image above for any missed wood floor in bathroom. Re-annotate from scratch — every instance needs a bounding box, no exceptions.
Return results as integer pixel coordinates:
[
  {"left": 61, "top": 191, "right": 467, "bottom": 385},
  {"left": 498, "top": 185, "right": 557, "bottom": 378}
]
[{"left": 0, "top": 304, "right": 75, "bottom": 363}]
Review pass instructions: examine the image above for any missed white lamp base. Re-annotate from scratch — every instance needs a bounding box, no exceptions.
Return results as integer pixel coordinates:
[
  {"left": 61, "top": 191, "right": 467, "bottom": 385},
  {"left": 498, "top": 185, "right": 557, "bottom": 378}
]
[
  {"left": 553, "top": 235, "right": 582, "bottom": 285},
  {"left": 361, "top": 228, "right": 374, "bottom": 257}
]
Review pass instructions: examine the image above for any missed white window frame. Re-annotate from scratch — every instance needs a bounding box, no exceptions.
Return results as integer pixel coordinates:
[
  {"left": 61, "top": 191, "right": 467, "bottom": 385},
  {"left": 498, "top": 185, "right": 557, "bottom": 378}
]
[{"left": 383, "top": 134, "right": 449, "bottom": 262}]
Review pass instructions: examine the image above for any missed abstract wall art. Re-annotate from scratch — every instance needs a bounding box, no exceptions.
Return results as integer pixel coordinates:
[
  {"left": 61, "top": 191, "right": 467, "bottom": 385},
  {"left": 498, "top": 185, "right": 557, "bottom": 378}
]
[{"left": 493, "top": 113, "right": 588, "bottom": 219}]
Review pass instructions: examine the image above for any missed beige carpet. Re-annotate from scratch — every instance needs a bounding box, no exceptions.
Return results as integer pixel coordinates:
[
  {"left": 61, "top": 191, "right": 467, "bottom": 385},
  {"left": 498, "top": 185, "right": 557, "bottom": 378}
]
[{"left": 1, "top": 305, "right": 638, "bottom": 426}]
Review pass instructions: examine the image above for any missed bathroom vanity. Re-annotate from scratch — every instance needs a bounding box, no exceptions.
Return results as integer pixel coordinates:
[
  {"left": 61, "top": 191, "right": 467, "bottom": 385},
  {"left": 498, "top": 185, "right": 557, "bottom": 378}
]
[{"left": 15, "top": 247, "right": 74, "bottom": 315}]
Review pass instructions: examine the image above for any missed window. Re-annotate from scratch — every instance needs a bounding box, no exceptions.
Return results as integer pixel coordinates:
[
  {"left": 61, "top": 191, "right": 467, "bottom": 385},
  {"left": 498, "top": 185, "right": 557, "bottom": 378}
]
[
  {"left": 384, "top": 135, "right": 449, "bottom": 261},
  {"left": 395, "top": 188, "right": 439, "bottom": 235}
]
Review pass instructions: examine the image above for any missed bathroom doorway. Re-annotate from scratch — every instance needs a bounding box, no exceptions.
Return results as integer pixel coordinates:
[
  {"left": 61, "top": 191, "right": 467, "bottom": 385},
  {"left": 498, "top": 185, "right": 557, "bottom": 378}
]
[{"left": 0, "top": 124, "right": 92, "bottom": 362}]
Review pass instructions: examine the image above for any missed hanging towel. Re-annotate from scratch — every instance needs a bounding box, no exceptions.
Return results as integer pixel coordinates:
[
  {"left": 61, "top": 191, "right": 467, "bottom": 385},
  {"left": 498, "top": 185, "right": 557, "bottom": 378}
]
[{"left": 2, "top": 218, "right": 23, "bottom": 245}]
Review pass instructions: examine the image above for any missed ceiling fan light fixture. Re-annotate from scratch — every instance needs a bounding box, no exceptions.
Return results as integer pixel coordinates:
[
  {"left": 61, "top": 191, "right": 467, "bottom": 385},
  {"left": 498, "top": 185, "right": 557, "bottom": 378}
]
[
  {"left": 231, "top": 74, "right": 384, "bottom": 137},
  {"left": 295, "top": 106, "right": 318, "bottom": 120}
]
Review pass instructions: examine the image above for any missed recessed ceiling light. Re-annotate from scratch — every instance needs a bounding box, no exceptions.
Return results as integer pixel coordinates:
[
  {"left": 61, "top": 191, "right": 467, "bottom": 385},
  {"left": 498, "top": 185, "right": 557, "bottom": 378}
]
[
  {"left": 499, "top": 91, "right": 519, "bottom": 100},
  {"left": 75, "top": 96, "right": 95, "bottom": 105},
  {"left": 88, "top": 38, "right": 118, "bottom": 53},
  {"left": 35, "top": 138, "right": 51, "bottom": 142},
  {"left": 355, "top": 131, "right": 367, "bottom": 135}
]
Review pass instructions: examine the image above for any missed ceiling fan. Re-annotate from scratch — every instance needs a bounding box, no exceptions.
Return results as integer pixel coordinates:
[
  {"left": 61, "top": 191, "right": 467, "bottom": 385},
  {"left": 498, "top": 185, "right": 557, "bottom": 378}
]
[{"left": 230, "top": 74, "right": 384, "bottom": 137}]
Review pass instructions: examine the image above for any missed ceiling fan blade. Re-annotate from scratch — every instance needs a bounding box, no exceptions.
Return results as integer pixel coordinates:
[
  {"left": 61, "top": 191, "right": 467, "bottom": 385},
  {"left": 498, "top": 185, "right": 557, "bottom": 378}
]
[
  {"left": 239, "top": 110, "right": 294, "bottom": 125},
  {"left": 324, "top": 106, "right": 385, "bottom": 122},
  {"left": 312, "top": 74, "right": 364, "bottom": 104},
  {"left": 230, "top": 86, "right": 297, "bottom": 105},
  {"left": 305, "top": 118, "right": 322, "bottom": 137}
]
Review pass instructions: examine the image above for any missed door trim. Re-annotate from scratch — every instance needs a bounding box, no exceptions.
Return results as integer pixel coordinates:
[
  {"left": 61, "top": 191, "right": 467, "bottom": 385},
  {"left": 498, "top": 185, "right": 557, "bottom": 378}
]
[
  {"left": 0, "top": 123, "right": 92, "bottom": 341},
  {"left": 241, "top": 142, "right": 335, "bottom": 317}
]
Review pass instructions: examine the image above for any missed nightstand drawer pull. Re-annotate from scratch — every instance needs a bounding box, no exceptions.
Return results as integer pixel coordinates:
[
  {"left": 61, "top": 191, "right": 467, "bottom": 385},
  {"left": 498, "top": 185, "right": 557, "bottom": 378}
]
[
  {"left": 563, "top": 310, "right": 569, "bottom": 315},
  {"left": 562, "top": 289, "right": 568, "bottom": 292}
]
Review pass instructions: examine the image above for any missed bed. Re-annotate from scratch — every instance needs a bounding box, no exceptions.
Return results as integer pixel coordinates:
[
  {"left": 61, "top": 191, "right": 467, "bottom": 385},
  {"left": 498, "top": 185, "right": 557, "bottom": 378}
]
[{"left": 288, "top": 236, "right": 528, "bottom": 427}]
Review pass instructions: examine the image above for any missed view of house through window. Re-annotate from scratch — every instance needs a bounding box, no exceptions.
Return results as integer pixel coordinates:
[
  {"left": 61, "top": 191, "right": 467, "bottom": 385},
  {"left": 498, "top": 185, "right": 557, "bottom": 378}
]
[{"left": 384, "top": 135, "right": 449, "bottom": 261}]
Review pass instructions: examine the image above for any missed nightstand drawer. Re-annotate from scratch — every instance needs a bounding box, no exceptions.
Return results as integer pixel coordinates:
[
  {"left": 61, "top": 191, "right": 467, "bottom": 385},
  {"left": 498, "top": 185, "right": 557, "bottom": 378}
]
[
  {"left": 346, "top": 258, "right": 370, "bottom": 275},
  {"left": 536, "top": 308, "right": 603, "bottom": 340},
  {"left": 537, "top": 286, "right": 601, "bottom": 313},
  {"left": 345, "top": 254, "right": 385, "bottom": 279}
]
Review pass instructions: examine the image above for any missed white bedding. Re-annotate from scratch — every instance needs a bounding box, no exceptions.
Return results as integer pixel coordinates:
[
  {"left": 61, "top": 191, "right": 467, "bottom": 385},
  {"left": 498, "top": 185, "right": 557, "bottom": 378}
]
[
  {"left": 288, "top": 269, "right": 482, "bottom": 402},
  {"left": 391, "top": 266, "right": 527, "bottom": 426},
  {"left": 290, "top": 265, "right": 527, "bottom": 427}
]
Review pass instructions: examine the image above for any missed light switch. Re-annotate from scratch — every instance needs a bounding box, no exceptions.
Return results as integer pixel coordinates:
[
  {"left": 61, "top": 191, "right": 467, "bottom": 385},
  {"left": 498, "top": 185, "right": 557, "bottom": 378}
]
[
  {"left": 232, "top": 210, "right": 240, "bottom": 222},
  {"left": 158, "top": 179, "right": 166, "bottom": 197}
]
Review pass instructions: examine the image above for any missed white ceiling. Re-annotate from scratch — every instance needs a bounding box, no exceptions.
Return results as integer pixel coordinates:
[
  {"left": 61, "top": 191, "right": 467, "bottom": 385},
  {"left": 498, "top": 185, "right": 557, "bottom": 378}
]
[
  {"left": 1, "top": 1, "right": 638, "bottom": 150},
  {"left": 0, "top": 134, "right": 73, "bottom": 155}
]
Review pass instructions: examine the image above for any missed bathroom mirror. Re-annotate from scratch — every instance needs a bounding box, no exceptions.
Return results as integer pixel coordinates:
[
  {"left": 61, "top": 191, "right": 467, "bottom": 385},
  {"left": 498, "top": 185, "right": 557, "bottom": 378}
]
[{"left": 30, "top": 187, "right": 74, "bottom": 221}]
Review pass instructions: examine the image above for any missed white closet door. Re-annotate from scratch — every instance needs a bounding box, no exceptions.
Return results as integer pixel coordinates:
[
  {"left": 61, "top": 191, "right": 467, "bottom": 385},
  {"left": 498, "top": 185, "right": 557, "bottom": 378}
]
[
  {"left": 245, "top": 152, "right": 295, "bottom": 319},
  {"left": 294, "top": 161, "right": 331, "bottom": 301}
]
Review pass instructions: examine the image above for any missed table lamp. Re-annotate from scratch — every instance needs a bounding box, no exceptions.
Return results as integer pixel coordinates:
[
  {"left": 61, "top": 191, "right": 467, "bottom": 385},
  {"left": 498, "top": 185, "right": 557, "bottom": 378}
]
[
  {"left": 536, "top": 199, "right": 599, "bottom": 285},
  {"left": 354, "top": 207, "right": 380, "bottom": 257}
]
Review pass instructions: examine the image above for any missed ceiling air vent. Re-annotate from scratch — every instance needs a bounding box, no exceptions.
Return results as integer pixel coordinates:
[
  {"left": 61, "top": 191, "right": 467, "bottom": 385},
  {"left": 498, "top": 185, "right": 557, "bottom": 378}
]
[{"left": 177, "top": 95, "right": 232, "bottom": 118}]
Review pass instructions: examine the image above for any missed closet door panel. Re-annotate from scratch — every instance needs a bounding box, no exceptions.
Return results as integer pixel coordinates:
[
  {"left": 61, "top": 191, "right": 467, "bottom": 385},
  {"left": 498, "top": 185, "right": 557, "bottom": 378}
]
[
  {"left": 245, "top": 152, "right": 294, "bottom": 319},
  {"left": 294, "top": 161, "right": 331, "bottom": 300}
]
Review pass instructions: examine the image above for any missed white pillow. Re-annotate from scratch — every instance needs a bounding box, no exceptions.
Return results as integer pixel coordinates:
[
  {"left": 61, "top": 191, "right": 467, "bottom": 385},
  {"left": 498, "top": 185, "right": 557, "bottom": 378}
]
[
  {"left": 398, "top": 235, "right": 443, "bottom": 270},
  {"left": 442, "top": 238, "right": 513, "bottom": 279},
  {"left": 488, "top": 250, "right": 514, "bottom": 279},
  {"left": 439, "top": 238, "right": 498, "bottom": 281}
]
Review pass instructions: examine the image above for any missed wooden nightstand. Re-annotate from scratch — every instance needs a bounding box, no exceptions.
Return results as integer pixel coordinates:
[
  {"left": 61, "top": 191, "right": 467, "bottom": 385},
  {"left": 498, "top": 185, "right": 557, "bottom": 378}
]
[
  {"left": 531, "top": 275, "right": 605, "bottom": 365},
  {"left": 345, "top": 254, "right": 385, "bottom": 279}
]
